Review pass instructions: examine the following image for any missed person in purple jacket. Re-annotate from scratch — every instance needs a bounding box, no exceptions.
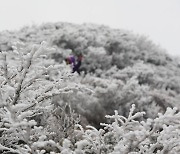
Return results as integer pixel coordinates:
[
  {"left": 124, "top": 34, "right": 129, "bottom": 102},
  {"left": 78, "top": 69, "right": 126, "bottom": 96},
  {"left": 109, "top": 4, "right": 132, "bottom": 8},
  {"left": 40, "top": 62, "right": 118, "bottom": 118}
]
[{"left": 65, "top": 54, "right": 83, "bottom": 74}]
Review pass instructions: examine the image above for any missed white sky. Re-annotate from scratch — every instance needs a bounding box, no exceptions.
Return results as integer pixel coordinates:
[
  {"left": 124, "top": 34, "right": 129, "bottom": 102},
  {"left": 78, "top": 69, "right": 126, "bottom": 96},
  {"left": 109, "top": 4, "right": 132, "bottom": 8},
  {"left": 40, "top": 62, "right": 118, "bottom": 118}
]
[{"left": 0, "top": 0, "right": 179, "bottom": 56}]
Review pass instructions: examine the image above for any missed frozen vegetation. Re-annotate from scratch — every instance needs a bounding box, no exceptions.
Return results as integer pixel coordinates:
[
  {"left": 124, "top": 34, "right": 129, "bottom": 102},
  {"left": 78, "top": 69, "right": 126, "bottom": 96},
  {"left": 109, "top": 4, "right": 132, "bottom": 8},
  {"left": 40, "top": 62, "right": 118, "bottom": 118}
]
[{"left": 0, "top": 22, "right": 180, "bottom": 153}]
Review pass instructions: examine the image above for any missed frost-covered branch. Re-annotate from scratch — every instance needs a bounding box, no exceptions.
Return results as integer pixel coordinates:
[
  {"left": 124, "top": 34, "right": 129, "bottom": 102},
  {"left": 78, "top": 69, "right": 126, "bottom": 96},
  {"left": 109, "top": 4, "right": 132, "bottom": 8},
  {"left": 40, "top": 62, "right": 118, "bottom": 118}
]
[{"left": 0, "top": 41, "right": 76, "bottom": 153}]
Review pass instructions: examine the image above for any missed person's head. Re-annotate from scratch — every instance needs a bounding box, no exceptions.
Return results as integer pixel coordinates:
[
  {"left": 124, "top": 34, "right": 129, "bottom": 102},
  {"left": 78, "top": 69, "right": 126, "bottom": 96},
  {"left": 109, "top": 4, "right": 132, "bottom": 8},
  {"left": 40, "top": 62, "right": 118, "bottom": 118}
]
[{"left": 77, "top": 53, "right": 83, "bottom": 61}]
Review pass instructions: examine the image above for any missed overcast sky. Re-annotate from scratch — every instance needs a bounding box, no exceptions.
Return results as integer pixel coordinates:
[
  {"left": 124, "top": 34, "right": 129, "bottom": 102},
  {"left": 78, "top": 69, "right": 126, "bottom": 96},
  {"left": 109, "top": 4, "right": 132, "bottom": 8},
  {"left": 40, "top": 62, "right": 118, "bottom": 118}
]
[{"left": 0, "top": 0, "right": 179, "bottom": 56}]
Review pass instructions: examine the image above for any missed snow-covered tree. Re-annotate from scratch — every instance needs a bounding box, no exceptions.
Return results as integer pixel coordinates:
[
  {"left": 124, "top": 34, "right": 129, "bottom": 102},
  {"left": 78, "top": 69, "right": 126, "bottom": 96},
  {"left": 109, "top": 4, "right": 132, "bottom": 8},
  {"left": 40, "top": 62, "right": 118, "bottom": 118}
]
[{"left": 0, "top": 41, "right": 81, "bottom": 153}]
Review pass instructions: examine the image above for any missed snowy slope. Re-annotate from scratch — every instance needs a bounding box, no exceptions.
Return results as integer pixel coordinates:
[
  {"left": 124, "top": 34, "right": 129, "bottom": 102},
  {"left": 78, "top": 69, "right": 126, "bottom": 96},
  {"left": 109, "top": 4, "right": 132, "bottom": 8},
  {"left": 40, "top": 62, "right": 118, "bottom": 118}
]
[{"left": 1, "top": 22, "right": 180, "bottom": 153}]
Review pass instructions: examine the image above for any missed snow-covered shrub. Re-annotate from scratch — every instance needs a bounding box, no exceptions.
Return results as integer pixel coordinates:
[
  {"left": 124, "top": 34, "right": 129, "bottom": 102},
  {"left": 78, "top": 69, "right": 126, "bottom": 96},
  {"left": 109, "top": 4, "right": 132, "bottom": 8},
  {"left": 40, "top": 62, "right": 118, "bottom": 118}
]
[
  {"left": 47, "top": 104, "right": 80, "bottom": 144},
  {"left": 82, "top": 46, "right": 112, "bottom": 73},
  {"left": 0, "top": 41, "right": 80, "bottom": 153},
  {"left": 104, "top": 104, "right": 180, "bottom": 154},
  {"left": 59, "top": 104, "right": 180, "bottom": 154}
]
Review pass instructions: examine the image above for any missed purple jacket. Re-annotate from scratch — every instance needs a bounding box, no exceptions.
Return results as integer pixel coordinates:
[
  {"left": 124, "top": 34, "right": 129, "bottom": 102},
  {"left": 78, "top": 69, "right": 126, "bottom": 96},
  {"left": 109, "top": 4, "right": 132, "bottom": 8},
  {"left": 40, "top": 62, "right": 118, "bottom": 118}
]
[{"left": 67, "top": 56, "right": 76, "bottom": 66}]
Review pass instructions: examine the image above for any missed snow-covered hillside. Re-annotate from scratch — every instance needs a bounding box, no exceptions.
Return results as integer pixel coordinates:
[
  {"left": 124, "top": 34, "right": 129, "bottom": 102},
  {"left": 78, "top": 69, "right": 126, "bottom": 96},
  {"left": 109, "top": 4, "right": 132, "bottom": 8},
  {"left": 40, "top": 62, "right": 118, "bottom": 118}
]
[{"left": 0, "top": 22, "right": 180, "bottom": 153}]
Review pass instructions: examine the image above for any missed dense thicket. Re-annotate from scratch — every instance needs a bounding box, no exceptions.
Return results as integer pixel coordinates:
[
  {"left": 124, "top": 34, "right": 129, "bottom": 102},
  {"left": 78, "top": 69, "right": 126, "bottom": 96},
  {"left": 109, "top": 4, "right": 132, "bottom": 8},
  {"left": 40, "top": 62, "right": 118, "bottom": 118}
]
[{"left": 0, "top": 22, "right": 180, "bottom": 153}]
